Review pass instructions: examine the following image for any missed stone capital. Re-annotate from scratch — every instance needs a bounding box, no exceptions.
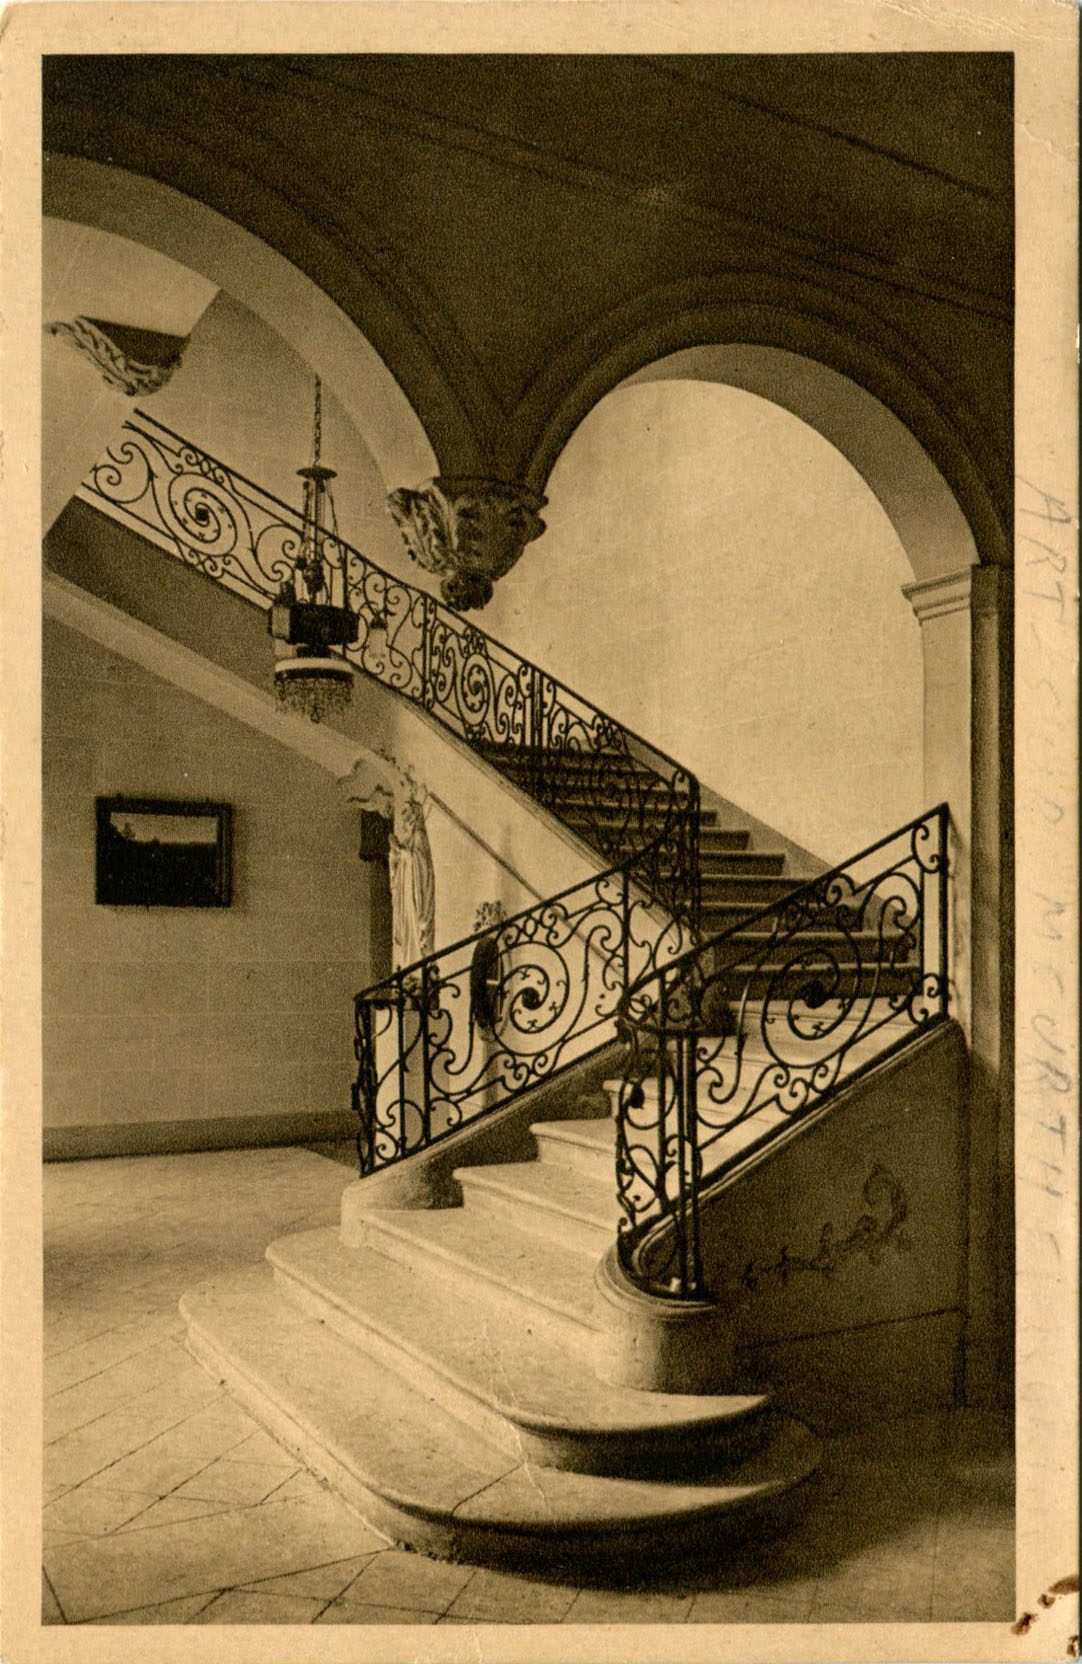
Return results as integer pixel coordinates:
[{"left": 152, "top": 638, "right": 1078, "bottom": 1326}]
[
  {"left": 901, "top": 566, "right": 978, "bottom": 624},
  {"left": 387, "top": 476, "right": 546, "bottom": 610}
]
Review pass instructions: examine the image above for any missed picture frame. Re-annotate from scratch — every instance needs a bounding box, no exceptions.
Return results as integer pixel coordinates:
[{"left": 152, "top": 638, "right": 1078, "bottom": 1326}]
[{"left": 94, "top": 796, "right": 232, "bottom": 908}]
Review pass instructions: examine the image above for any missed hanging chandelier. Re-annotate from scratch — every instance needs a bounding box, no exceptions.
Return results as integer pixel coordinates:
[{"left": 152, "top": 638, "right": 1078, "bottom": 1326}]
[{"left": 269, "top": 376, "right": 358, "bottom": 723}]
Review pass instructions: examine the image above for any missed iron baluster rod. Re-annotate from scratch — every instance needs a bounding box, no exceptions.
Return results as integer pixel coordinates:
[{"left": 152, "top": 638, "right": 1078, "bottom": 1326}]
[
  {"left": 420, "top": 962, "right": 433, "bottom": 1147},
  {"left": 395, "top": 980, "right": 408, "bottom": 1163},
  {"left": 939, "top": 802, "right": 950, "bottom": 1021}
]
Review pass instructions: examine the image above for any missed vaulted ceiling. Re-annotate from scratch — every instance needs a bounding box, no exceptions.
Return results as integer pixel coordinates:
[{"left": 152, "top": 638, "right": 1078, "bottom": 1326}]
[{"left": 43, "top": 52, "right": 1013, "bottom": 543}]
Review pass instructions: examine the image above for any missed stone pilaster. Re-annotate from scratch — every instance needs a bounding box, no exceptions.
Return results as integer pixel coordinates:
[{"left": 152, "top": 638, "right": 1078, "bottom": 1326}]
[
  {"left": 903, "top": 561, "right": 1011, "bottom": 1407},
  {"left": 387, "top": 477, "right": 546, "bottom": 610}
]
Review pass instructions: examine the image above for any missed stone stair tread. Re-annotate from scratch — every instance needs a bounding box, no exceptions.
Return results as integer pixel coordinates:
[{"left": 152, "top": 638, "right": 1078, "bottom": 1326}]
[
  {"left": 454, "top": 1157, "right": 615, "bottom": 1232},
  {"left": 452, "top": 1414, "right": 820, "bottom": 1530},
  {"left": 183, "top": 1265, "right": 819, "bottom": 1560},
  {"left": 530, "top": 1117, "right": 616, "bottom": 1156},
  {"left": 268, "top": 1227, "right": 770, "bottom": 1440},
  {"left": 182, "top": 1264, "right": 505, "bottom": 1515},
  {"left": 349, "top": 1202, "right": 602, "bottom": 1330}
]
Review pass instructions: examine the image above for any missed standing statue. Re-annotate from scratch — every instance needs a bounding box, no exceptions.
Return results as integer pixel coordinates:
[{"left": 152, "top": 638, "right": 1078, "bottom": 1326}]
[
  {"left": 387, "top": 772, "right": 435, "bottom": 974},
  {"left": 340, "top": 750, "right": 436, "bottom": 980}
]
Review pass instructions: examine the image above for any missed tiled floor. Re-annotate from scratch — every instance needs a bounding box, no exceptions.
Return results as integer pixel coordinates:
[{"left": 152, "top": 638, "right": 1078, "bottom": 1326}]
[{"left": 43, "top": 1146, "right": 1015, "bottom": 1627}]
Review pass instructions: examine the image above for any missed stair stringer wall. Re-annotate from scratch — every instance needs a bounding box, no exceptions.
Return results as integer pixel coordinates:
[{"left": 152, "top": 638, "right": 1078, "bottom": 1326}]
[{"left": 692, "top": 1022, "right": 969, "bottom": 1431}]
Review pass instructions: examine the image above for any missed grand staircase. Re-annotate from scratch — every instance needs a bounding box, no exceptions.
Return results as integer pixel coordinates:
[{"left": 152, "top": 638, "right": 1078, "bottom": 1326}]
[
  {"left": 73, "top": 412, "right": 951, "bottom": 1569},
  {"left": 182, "top": 1078, "right": 821, "bottom": 1567}
]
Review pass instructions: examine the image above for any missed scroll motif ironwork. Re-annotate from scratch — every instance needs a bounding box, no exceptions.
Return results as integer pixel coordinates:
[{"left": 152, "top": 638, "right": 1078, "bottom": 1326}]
[
  {"left": 353, "top": 844, "right": 693, "bottom": 1174},
  {"left": 80, "top": 419, "right": 950, "bottom": 1307},
  {"left": 614, "top": 806, "right": 949, "bottom": 1298},
  {"left": 80, "top": 414, "right": 698, "bottom": 925}
]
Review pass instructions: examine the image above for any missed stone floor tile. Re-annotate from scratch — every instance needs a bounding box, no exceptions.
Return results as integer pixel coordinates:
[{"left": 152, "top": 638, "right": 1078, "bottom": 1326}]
[
  {"left": 809, "top": 1581, "right": 934, "bottom": 1623},
  {"left": 564, "top": 1587, "right": 693, "bottom": 1622},
  {"left": 688, "top": 1588, "right": 815, "bottom": 1623},
  {"left": 44, "top": 1372, "right": 225, "bottom": 1495},
  {"left": 173, "top": 1456, "right": 301, "bottom": 1507},
  {"left": 340, "top": 1549, "right": 474, "bottom": 1614},
  {"left": 44, "top": 1483, "right": 160, "bottom": 1539},
  {"left": 86, "top": 1593, "right": 222, "bottom": 1624},
  {"left": 931, "top": 1582, "right": 1015, "bottom": 1623},
  {"left": 446, "top": 1567, "right": 580, "bottom": 1624},
  {"left": 42, "top": 1571, "right": 64, "bottom": 1623},
  {"left": 316, "top": 1600, "right": 441, "bottom": 1624},
  {"left": 257, "top": 1469, "right": 365, "bottom": 1510},
  {"left": 43, "top": 1528, "right": 92, "bottom": 1550},
  {"left": 45, "top": 1491, "right": 386, "bottom": 1622},
  {"left": 44, "top": 1310, "right": 128, "bottom": 1361},
  {"left": 240, "top": 1555, "right": 382, "bottom": 1600},
  {"left": 229, "top": 1427, "right": 302, "bottom": 1467},
  {"left": 190, "top": 1589, "right": 327, "bottom": 1624},
  {"left": 45, "top": 1340, "right": 199, "bottom": 1442},
  {"left": 45, "top": 1316, "right": 187, "bottom": 1393},
  {"left": 86, "top": 1395, "right": 258, "bottom": 1496},
  {"left": 115, "top": 1494, "right": 242, "bottom": 1532}
]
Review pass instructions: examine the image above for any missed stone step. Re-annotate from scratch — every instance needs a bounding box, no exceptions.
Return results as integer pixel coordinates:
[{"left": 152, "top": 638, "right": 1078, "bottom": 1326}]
[
  {"left": 347, "top": 1201, "right": 603, "bottom": 1348},
  {"left": 182, "top": 1265, "right": 820, "bottom": 1569},
  {"left": 531, "top": 1116, "right": 617, "bottom": 1186},
  {"left": 698, "top": 851, "right": 787, "bottom": 876},
  {"left": 697, "top": 910, "right": 915, "bottom": 949},
  {"left": 268, "top": 1228, "right": 773, "bottom": 1477},
  {"left": 557, "top": 804, "right": 720, "bottom": 831},
  {"left": 698, "top": 827, "right": 752, "bottom": 853},
  {"left": 453, "top": 1158, "right": 616, "bottom": 1255},
  {"left": 697, "top": 874, "right": 802, "bottom": 904}
]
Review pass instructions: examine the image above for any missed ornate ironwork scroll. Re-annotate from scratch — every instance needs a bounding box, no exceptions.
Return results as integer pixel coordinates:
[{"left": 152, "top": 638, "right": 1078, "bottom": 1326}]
[
  {"left": 80, "top": 418, "right": 950, "bottom": 1310},
  {"left": 615, "top": 806, "right": 949, "bottom": 1298},
  {"left": 353, "top": 844, "right": 693, "bottom": 1174},
  {"left": 79, "top": 414, "right": 697, "bottom": 924}
]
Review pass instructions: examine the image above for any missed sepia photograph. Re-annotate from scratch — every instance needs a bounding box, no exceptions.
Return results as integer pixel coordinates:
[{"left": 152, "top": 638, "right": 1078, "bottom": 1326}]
[{"left": 0, "top": 3, "right": 1077, "bottom": 1661}]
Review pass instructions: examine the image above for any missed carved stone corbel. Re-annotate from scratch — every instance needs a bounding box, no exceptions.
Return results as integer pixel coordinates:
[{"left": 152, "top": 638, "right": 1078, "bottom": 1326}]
[
  {"left": 387, "top": 476, "right": 546, "bottom": 610},
  {"left": 45, "top": 316, "right": 187, "bottom": 396}
]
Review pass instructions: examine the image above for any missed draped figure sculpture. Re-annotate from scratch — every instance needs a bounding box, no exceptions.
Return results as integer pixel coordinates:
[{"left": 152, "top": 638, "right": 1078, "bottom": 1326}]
[
  {"left": 387, "top": 774, "right": 435, "bottom": 975},
  {"left": 340, "top": 751, "right": 435, "bottom": 984}
]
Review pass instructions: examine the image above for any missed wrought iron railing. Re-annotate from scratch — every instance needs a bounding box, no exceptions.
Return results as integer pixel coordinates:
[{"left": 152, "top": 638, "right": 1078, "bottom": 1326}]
[
  {"left": 78, "top": 413, "right": 700, "bottom": 929},
  {"left": 79, "top": 419, "right": 951, "bottom": 1307},
  {"left": 353, "top": 839, "right": 693, "bottom": 1173},
  {"left": 614, "top": 805, "right": 950, "bottom": 1297}
]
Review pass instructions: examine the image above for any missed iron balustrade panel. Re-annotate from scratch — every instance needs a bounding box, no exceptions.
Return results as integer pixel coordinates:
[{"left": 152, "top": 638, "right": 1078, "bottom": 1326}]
[
  {"left": 353, "top": 849, "right": 694, "bottom": 1173},
  {"left": 79, "top": 416, "right": 699, "bottom": 915},
  {"left": 614, "top": 805, "right": 950, "bottom": 1297},
  {"left": 424, "top": 610, "right": 533, "bottom": 749},
  {"left": 81, "top": 423, "right": 304, "bottom": 608}
]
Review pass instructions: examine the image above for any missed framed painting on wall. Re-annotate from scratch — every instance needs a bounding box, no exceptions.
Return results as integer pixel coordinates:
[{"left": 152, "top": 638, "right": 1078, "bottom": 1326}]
[{"left": 95, "top": 797, "right": 232, "bottom": 907}]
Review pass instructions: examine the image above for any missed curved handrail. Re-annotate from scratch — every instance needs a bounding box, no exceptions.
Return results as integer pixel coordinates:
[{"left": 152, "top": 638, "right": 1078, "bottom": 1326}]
[
  {"left": 84, "top": 410, "right": 691, "bottom": 779},
  {"left": 353, "top": 831, "right": 696, "bottom": 1174},
  {"left": 613, "top": 803, "right": 950, "bottom": 1297}
]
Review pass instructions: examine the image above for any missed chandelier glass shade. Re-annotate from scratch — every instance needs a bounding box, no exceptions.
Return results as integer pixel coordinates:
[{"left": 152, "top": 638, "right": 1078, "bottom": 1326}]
[{"left": 269, "top": 378, "right": 358, "bottom": 723}]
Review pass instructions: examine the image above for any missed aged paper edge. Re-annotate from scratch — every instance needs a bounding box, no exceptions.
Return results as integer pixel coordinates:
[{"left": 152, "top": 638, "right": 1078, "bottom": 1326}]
[{"left": 1, "top": 3, "right": 1078, "bottom": 1662}]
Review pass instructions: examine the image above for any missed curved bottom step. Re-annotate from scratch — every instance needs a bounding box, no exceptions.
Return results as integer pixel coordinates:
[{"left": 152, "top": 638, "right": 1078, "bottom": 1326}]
[{"left": 182, "top": 1263, "right": 821, "bottom": 1571}]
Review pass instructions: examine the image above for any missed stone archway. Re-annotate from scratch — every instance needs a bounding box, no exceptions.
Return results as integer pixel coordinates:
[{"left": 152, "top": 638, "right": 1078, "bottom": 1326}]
[
  {"left": 529, "top": 337, "right": 1011, "bottom": 1407},
  {"left": 42, "top": 154, "right": 439, "bottom": 493}
]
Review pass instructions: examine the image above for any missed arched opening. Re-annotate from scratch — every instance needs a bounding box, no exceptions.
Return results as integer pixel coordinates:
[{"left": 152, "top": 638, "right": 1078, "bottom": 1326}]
[
  {"left": 486, "top": 375, "right": 924, "bottom": 864},
  {"left": 42, "top": 155, "right": 439, "bottom": 496},
  {"left": 500, "top": 337, "right": 1011, "bottom": 1405}
]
